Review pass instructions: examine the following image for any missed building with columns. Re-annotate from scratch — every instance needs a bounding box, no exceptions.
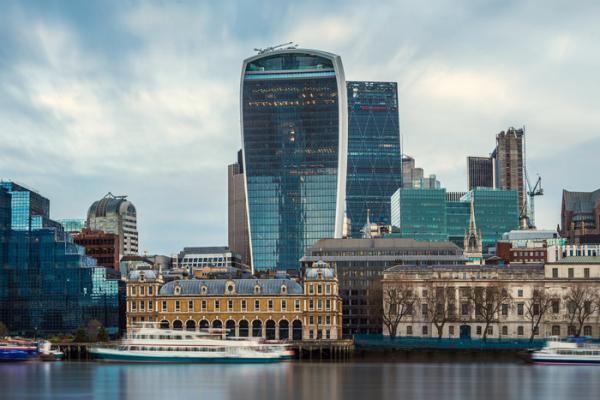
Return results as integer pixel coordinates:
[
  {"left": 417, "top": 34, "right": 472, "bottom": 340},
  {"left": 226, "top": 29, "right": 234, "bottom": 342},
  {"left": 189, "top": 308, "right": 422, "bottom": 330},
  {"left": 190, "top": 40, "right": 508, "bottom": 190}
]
[{"left": 126, "top": 262, "right": 342, "bottom": 340}]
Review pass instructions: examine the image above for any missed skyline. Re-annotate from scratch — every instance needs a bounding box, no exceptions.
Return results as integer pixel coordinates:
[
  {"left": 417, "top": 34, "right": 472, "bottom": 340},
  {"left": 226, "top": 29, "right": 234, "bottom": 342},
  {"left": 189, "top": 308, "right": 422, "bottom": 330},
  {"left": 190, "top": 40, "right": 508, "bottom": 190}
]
[{"left": 1, "top": 1, "right": 599, "bottom": 255}]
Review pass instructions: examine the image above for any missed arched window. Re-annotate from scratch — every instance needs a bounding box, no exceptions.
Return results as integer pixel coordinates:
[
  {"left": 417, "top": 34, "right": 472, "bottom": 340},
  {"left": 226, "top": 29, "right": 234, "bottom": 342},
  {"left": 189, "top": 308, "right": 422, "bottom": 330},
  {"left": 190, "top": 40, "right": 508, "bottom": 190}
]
[
  {"left": 292, "top": 320, "right": 303, "bottom": 340},
  {"left": 238, "top": 320, "right": 249, "bottom": 337},
  {"left": 583, "top": 325, "right": 592, "bottom": 336},
  {"left": 199, "top": 320, "right": 210, "bottom": 330},
  {"left": 173, "top": 320, "right": 183, "bottom": 330},
  {"left": 186, "top": 320, "right": 196, "bottom": 331},
  {"left": 279, "top": 320, "right": 289, "bottom": 340},
  {"left": 201, "top": 285, "right": 208, "bottom": 295},
  {"left": 254, "top": 285, "right": 261, "bottom": 295},
  {"left": 174, "top": 285, "right": 181, "bottom": 295},
  {"left": 159, "top": 320, "right": 170, "bottom": 330},
  {"left": 280, "top": 285, "right": 287, "bottom": 294},
  {"left": 212, "top": 320, "right": 223, "bottom": 330},
  {"left": 252, "top": 320, "right": 262, "bottom": 337},
  {"left": 226, "top": 282, "right": 235, "bottom": 294},
  {"left": 225, "top": 320, "right": 236, "bottom": 337},
  {"left": 266, "top": 320, "right": 276, "bottom": 340},
  {"left": 552, "top": 325, "right": 561, "bottom": 336}
]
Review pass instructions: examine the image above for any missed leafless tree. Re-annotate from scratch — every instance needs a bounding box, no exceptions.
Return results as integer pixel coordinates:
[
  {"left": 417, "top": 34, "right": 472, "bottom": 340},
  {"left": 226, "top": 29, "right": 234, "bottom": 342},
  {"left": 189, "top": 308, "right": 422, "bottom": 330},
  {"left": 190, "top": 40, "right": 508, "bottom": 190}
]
[
  {"left": 524, "top": 287, "right": 556, "bottom": 342},
  {"left": 382, "top": 284, "right": 419, "bottom": 338},
  {"left": 422, "top": 283, "right": 457, "bottom": 339},
  {"left": 467, "top": 285, "right": 512, "bottom": 341},
  {"left": 564, "top": 285, "right": 600, "bottom": 337}
]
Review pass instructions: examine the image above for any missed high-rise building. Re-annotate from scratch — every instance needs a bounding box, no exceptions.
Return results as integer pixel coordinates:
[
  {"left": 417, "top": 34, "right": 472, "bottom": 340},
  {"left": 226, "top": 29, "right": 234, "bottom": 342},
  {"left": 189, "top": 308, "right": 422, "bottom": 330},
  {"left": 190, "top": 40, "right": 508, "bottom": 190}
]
[
  {"left": 73, "top": 229, "right": 120, "bottom": 270},
  {"left": 401, "top": 155, "right": 440, "bottom": 188},
  {"left": 87, "top": 193, "right": 138, "bottom": 257},
  {"left": 492, "top": 127, "right": 525, "bottom": 215},
  {"left": 560, "top": 189, "right": 600, "bottom": 244},
  {"left": 467, "top": 156, "right": 494, "bottom": 190},
  {"left": 241, "top": 48, "right": 347, "bottom": 271},
  {"left": 345, "top": 81, "right": 401, "bottom": 237},
  {"left": 0, "top": 182, "right": 123, "bottom": 336},
  {"left": 227, "top": 150, "right": 251, "bottom": 268}
]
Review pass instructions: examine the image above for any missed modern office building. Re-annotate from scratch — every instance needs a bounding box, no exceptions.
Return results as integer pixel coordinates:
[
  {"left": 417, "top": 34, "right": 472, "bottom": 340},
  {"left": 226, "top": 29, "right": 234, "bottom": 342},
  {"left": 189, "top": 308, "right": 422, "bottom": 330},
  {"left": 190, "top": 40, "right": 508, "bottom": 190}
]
[
  {"left": 492, "top": 127, "right": 525, "bottom": 216},
  {"left": 345, "top": 81, "right": 402, "bottom": 237},
  {"left": 73, "top": 229, "right": 120, "bottom": 270},
  {"left": 391, "top": 188, "right": 520, "bottom": 252},
  {"left": 401, "top": 155, "right": 441, "bottom": 189},
  {"left": 467, "top": 156, "right": 494, "bottom": 190},
  {"left": 300, "top": 238, "right": 466, "bottom": 337},
  {"left": 228, "top": 150, "right": 251, "bottom": 268},
  {"left": 57, "top": 219, "right": 86, "bottom": 234},
  {"left": 560, "top": 189, "right": 600, "bottom": 244},
  {"left": 0, "top": 182, "right": 123, "bottom": 336},
  {"left": 240, "top": 48, "right": 347, "bottom": 271},
  {"left": 87, "top": 193, "right": 138, "bottom": 257}
]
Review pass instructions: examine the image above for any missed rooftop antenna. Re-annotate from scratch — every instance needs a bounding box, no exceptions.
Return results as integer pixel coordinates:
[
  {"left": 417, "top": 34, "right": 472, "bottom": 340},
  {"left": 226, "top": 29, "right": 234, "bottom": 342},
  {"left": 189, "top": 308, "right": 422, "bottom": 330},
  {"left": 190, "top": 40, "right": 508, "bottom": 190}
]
[{"left": 254, "top": 42, "right": 296, "bottom": 54}]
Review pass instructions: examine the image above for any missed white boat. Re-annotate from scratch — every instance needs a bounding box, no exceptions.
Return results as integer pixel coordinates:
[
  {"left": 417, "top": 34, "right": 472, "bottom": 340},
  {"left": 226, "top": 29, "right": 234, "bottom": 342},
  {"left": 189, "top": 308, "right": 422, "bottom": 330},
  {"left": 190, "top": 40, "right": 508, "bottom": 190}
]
[
  {"left": 531, "top": 337, "right": 600, "bottom": 365},
  {"left": 89, "top": 324, "right": 293, "bottom": 363}
]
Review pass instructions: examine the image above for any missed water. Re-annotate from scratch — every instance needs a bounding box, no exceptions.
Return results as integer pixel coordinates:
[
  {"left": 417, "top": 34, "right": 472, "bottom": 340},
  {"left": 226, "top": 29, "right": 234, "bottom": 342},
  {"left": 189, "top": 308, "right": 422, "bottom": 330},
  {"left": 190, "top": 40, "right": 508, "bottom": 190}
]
[{"left": 1, "top": 361, "right": 599, "bottom": 400}]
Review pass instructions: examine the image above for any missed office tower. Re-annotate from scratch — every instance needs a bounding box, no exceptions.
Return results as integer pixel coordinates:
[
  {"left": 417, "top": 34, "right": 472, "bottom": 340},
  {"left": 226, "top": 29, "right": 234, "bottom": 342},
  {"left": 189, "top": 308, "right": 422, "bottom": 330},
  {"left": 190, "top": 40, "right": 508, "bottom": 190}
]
[
  {"left": 391, "top": 188, "right": 448, "bottom": 242},
  {"left": 87, "top": 193, "right": 138, "bottom": 257},
  {"left": 467, "top": 156, "right": 494, "bottom": 190},
  {"left": 560, "top": 189, "right": 600, "bottom": 244},
  {"left": 493, "top": 127, "right": 525, "bottom": 215},
  {"left": 402, "top": 155, "right": 441, "bottom": 188},
  {"left": 345, "top": 81, "right": 401, "bottom": 237},
  {"left": 228, "top": 150, "right": 251, "bottom": 268},
  {"left": 241, "top": 48, "right": 347, "bottom": 271},
  {"left": 73, "top": 229, "right": 120, "bottom": 270},
  {"left": 0, "top": 181, "right": 123, "bottom": 336}
]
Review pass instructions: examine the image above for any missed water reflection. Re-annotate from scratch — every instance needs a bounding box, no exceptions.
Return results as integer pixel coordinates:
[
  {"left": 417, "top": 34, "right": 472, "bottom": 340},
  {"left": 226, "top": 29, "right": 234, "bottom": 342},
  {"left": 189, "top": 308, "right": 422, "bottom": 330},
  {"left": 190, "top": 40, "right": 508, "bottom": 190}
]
[{"left": 0, "top": 361, "right": 599, "bottom": 400}]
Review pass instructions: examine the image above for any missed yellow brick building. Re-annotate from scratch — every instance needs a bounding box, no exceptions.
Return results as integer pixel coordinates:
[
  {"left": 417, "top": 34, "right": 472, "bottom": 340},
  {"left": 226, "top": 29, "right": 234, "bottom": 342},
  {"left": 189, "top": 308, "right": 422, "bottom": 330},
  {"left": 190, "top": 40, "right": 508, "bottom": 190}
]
[{"left": 127, "top": 263, "right": 342, "bottom": 340}]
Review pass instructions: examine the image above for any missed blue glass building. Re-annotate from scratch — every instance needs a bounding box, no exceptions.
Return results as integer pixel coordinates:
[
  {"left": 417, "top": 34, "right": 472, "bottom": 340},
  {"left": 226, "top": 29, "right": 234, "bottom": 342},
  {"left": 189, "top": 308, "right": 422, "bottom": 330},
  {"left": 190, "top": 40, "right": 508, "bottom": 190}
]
[
  {"left": 241, "top": 49, "right": 347, "bottom": 271},
  {"left": 0, "top": 182, "right": 124, "bottom": 337},
  {"left": 346, "top": 81, "right": 401, "bottom": 236}
]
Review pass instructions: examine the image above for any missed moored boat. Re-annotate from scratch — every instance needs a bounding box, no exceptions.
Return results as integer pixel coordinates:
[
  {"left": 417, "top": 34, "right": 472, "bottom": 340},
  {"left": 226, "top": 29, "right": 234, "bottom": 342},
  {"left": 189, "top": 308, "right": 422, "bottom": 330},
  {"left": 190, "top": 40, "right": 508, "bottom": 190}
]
[
  {"left": 0, "top": 339, "right": 38, "bottom": 362},
  {"left": 89, "top": 324, "right": 292, "bottom": 363},
  {"left": 531, "top": 337, "right": 600, "bottom": 365},
  {"left": 38, "top": 341, "right": 65, "bottom": 361}
]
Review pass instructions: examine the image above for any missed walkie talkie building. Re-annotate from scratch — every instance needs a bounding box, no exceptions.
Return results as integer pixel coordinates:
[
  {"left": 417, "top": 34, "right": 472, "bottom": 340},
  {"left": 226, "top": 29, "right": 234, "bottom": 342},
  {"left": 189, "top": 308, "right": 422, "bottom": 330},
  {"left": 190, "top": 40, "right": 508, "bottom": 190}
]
[{"left": 240, "top": 49, "right": 347, "bottom": 271}]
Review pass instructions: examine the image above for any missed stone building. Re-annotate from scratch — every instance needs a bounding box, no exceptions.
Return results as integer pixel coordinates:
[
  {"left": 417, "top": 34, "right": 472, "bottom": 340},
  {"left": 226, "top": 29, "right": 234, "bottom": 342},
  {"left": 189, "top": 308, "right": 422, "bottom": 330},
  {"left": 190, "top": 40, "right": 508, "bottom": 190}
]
[
  {"left": 126, "top": 262, "right": 342, "bottom": 340},
  {"left": 382, "top": 259, "right": 600, "bottom": 339},
  {"left": 87, "top": 192, "right": 138, "bottom": 257}
]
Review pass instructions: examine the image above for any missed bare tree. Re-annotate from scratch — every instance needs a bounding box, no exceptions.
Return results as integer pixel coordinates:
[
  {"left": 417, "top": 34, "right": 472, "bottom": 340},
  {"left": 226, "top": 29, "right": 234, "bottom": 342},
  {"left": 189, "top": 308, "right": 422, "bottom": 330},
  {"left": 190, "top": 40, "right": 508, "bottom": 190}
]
[
  {"left": 382, "top": 284, "right": 419, "bottom": 338},
  {"left": 422, "top": 283, "right": 457, "bottom": 339},
  {"left": 468, "top": 285, "right": 512, "bottom": 341},
  {"left": 524, "top": 287, "right": 556, "bottom": 342},
  {"left": 564, "top": 285, "right": 600, "bottom": 337}
]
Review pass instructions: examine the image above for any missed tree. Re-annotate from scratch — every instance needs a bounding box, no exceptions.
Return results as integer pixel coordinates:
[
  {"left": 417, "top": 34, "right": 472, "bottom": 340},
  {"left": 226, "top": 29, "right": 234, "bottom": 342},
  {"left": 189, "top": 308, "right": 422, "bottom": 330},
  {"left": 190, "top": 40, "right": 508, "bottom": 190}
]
[
  {"left": 422, "top": 283, "right": 457, "bottom": 339},
  {"left": 72, "top": 328, "right": 88, "bottom": 343},
  {"left": 468, "top": 285, "right": 511, "bottom": 341},
  {"left": 524, "top": 287, "right": 556, "bottom": 342},
  {"left": 97, "top": 327, "right": 109, "bottom": 342},
  {"left": 85, "top": 319, "right": 102, "bottom": 342},
  {"left": 0, "top": 321, "right": 7, "bottom": 338},
  {"left": 382, "top": 284, "right": 419, "bottom": 338},
  {"left": 564, "top": 285, "right": 600, "bottom": 337}
]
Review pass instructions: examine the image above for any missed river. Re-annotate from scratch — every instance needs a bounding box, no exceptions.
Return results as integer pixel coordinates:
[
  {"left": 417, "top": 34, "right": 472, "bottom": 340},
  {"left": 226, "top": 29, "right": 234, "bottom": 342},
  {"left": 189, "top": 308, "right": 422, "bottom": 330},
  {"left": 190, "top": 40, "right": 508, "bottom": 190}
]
[{"left": 1, "top": 360, "right": 599, "bottom": 399}]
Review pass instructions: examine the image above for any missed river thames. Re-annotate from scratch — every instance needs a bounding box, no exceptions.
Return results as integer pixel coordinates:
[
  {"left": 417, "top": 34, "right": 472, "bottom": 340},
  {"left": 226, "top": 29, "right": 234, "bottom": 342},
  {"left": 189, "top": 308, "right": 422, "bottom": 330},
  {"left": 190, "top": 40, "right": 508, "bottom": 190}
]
[{"left": 1, "top": 360, "right": 599, "bottom": 399}]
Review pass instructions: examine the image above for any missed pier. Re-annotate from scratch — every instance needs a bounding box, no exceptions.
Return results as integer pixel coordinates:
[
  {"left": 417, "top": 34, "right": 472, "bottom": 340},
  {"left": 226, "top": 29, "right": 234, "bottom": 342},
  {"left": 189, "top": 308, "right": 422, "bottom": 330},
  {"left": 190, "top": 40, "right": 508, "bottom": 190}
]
[{"left": 292, "top": 340, "right": 354, "bottom": 360}]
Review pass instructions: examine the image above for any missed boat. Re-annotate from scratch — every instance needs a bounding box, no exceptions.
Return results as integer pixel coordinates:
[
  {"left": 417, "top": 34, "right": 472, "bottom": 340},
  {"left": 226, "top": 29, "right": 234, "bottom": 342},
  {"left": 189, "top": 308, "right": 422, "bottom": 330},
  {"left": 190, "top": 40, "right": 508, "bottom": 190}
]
[
  {"left": 89, "top": 324, "right": 293, "bottom": 363},
  {"left": 531, "top": 337, "right": 600, "bottom": 365},
  {"left": 38, "top": 341, "right": 65, "bottom": 361},
  {"left": 0, "top": 339, "right": 39, "bottom": 362}
]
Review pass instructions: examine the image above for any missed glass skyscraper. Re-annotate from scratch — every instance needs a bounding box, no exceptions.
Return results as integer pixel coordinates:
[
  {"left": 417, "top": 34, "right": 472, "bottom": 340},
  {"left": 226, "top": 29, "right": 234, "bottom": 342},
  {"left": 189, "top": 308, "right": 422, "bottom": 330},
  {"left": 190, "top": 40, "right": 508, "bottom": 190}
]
[
  {"left": 0, "top": 182, "right": 123, "bottom": 337},
  {"left": 346, "top": 81, "right": 401, "bottom": 237},
  {"left": 241, "top": 49, "right": 347, "bottom": 271}
]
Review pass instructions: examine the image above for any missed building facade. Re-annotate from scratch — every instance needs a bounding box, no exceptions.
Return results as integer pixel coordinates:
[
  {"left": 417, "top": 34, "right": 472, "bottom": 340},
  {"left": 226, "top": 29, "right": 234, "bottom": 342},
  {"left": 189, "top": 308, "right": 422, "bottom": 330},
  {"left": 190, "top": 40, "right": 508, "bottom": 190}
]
[
  {"left": 87, "top": 192, "right": 138, "bottom": 257},
  {"left": 228, "top": 150, "right": 251, "bottom": 268},
  {"left": 560, "top": 189, "right": 600, "bottom": 244},
  {"left": 401, "top": 155, "right": 440, "bottom": 189},
  {"left": 241, "top": 48, "right": 347, "bottom": 271},
  {"left": 345, "top": 81, "right": 402, "bottom": 237},
  {"left": 467, "top": 156, "right": 494, "bottom": 190},
  {"left": 492, "top": 127, "right": 525, "bottom": 218},
  {"left": 57, "top": 219, "right": 86, "bottom": 234},
  {"left": 300, "top": 238, "right": 467, "bottom": 337},
  {"left": 73, "top": 228, "right": 120, "bottom": 270},
  {"left": 382, "top": 260, "right": 600, "bottom": 339},
  {"left": 126, "top": 263, "right": 342, "bottom": 340}
]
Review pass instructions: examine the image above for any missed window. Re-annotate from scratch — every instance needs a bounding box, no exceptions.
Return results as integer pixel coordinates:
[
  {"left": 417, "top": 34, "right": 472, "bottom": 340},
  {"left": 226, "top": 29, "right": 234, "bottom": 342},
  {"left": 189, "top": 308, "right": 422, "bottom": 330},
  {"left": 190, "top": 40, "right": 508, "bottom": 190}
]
[
  {"left": 407, "top": 326, "right": 413, "bottom": 335},
  {"left": 241, "top": 300, "right": 247, "bottom": 311},
  {"left": 422, "top": 289, "right": 428, "bottom": 297},
  {"left": 188, "top": 300, "right": 194, "bottom": 311},
  {"left": 162, "top": 301, "right": 167, "bottom": 312},
  {"left": 131, "top": 301, "right": 137, "bottom": 310},
  {"left": 533, "top": 303, "right": 540, "bottom": 315},
  {"left": 148, "top": 287, "right": 153, "bottom": 295},
  {"left": 309, "top": 284, "right": 314, "bottom": 294},
  {"left": 228, "top": 300, "right": 233, "bottom": 311},
  {"left": 501, "top": 303, "right": 508, "bottom": 316},
  {"left": 309, "top": 300, "right": 314, "bottom": 310},
  {"left": 584, "top": 326, "right": 592, "bottom": 336},
  {"left": 148, "top": 301, "right": 153, "bottom": 310},
  {"left": 502, "top": 326, "right": 508, "bottom": 335},
  {"left": 487, "top": 326, "right": 493, "bottom": 335},
  {"left": 317, "top": 284, "right": 322, "bottom": 294},
  {"left": 476, "top": 326, "right": 482, "bottom": 335},
  {"left": 309, "top": 316, "right": 314, "bottom": 325},
  {"left": 317, "top": 299, "right": 322, "bottom": 310},
  {"left": 449, "top": 326, "right": 454, "bottom": 336},
  {"left": 461, "top": 303, "right": 469, "bottom": 315},
  {"left": 552, "top": 325, "right": 560, "bottom": 336},
  {"left": 201, "top": 300, "right": 207, "bottom": 311},
  {"left": 254, "top": 300, "right": 260, "bottom": 310},
  {"left": 281, "top": 300, "right": 287, "bottom": 311},
  {"left": 584, "top": 301, "right": 592, "bottom": 314},
  {"left": 517, "top": 303, "right": 524, "bottom": 316},
  {"left": 175, "top": 301, "right": 180, "bottom": 312},
  {"left": 326, "top": 315, "right": 331, "bottom": 325},
  {"left": 140, "top": 301, "right": 144, "bottom": 310},
  {"left": 422, "top": 325, "right": 428, "bottom": 335},
  {"left": 533, "top": 326, "right": 539, "bottom": 335},
  {"left": 552, "top": 268, "right": 558, "bottom": 278},
  {"left": 326, "top": 299, "right": 331, "bottom": 310},
  {"left": 552, "top": 300, "right": 560, "bottom": 314},
  {"left": 295, "top": 300, "right": 300, "bottom": 311},
  {"left": 140, "top": 286, "right": 145, "bottom": 296},
  {"left": 268, "top": 299, "right": 273, "bottom": 311},
  {"left": 421, "top": 304, "right": 428, "bottom": 316},
  {"left": 568, "top": 268, "right": 574, "bottom": 278},
  {"left": 326, "top": 284, "right": 331, "bottom": 294},
  {"left": 214, "top": 300, "right": 220, "bottom": 311},
  {"left": 131, "top": 287, "right": 137, "bottom": 296},
  {"left": 584, "top": 268, "right": 590, "bottom": 278},
  {"left": 517, "top": 289, "right": 523, "bottom": 297},
  {"left": 517, "top": 326, "right": 524, "bottom": 336}
]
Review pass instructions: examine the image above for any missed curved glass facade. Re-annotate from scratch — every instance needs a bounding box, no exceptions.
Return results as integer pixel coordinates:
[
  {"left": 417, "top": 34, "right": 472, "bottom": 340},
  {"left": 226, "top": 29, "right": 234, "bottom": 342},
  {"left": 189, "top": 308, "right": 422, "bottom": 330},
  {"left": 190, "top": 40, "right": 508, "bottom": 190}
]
[{"left": 241, "top": 50, "right": 346, "bottom": 271}]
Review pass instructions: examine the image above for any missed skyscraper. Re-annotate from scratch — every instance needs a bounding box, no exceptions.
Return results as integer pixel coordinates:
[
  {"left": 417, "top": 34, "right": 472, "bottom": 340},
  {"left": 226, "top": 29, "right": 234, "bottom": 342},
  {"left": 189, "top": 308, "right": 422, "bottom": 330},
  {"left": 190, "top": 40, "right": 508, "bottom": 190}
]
[
  {"left": 346, "top": 81, "right": 401, "bottom": 237},
  {"left": 87, "top": 193, "right": 138, "bottom": 257},
  {"left": 227, "top": 150, "right": 251, "bottom": 268},
  {"left": 241, "top": 48, "right": 347, "bottom": 271},
  {"left": 492, "top": 127, "right": 525, "bottom": 216},
  {"left": 467, "top": 156, "right": 494, "bottom": 190}
]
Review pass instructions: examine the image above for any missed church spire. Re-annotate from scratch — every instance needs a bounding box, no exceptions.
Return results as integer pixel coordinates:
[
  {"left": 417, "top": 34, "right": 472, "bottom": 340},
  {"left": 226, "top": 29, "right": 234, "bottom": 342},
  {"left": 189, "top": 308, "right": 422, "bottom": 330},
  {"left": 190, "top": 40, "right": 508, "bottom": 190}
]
[{"left": 464, "top": 196, "right": 483, "bottom": 264}]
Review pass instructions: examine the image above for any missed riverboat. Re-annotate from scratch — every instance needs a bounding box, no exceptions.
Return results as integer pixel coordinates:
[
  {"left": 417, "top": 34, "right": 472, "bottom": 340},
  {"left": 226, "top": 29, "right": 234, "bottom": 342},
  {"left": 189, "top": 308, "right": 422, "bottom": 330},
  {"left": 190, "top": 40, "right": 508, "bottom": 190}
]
[
  {"left": 0, "top": 339, "right": 38, "bottom": 361},
  {"left": 89, "top": 324, "right": 293, "bottom": 363},
  {"left": 38, "top": 341, "right": 65, "bottom": 361},
  {"left": 531, "top": 337, "right": 600, "bottom": 365}
]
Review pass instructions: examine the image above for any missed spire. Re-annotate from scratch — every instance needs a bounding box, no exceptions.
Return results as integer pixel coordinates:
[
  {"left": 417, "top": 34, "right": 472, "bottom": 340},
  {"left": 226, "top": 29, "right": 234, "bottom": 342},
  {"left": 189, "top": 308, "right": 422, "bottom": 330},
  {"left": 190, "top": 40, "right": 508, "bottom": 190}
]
[
  {"left": 464, "top": 195, "right": 483, "bottom": 264},
  {"left": 468, "top": 197, "right": 477, "bottom": 233}
]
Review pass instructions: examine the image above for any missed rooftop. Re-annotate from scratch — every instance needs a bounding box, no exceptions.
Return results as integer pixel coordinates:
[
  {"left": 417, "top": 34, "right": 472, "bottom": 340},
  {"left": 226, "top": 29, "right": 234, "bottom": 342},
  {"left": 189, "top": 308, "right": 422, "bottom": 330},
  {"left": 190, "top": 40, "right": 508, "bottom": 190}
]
[
  {"left": 159, "top": 278, "right": 303, "bottom": 296},
  {"left": 563, "top": 189, "right": 600, "bottom": 213},
  {"left": 551, "top": 256, "right": 600, "bottom": 264},
  {"left": 306, "top": 238, "right": 462, "bottom": 251}
]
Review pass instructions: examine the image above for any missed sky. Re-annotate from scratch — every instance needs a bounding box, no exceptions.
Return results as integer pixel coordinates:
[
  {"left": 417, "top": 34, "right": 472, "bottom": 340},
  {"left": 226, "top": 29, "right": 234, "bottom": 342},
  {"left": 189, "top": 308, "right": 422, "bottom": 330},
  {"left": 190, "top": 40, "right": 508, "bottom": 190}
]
[{"left": 1, "top": 0, "right": 599, "bottom": 255}]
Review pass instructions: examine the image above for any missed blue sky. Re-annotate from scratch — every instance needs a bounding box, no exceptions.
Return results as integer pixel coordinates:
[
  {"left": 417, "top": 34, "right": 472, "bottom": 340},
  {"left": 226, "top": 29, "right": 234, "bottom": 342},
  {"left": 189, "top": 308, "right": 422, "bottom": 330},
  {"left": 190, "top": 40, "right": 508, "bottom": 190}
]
[{"left": 1, "top": 0, "right": 599, "bottom": 255}]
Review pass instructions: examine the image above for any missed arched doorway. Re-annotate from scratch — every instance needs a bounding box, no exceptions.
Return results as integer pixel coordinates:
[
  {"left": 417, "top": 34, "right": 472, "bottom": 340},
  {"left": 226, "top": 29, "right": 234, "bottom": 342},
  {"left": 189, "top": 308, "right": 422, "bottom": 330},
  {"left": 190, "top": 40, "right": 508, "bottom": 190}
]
[
  {"left": 199, "top": 320, "right": 210, "bottom": 330},
  {"left": 292, "top": 320, "right": 302, "bottom": 340},
  {"left": 460, "top": 325, "right": 471, "bottom": 339},
  {"left": 159, "top": 320, "right": 170, "bottom": 330},
  {"left": 252, "top": 320, "right": 262, "bottom": 337},
  {"left": 186, "top": 320, "right": 196, "bottom": 331},
  {"left": 212, "top": 320, "right": 223, "bottom": 330},
  {"left": 239, "top": 320, "right": 249, "bottom": 337},
  {"left": 226, "top": 320, "right": 236, "bottom": 337},
  {"left": 279, "top": 320, "right": 289, "bottom": 340},
  {"left": 266, "top": 320, "right": 276, "bottom": 340},
  {"left": 173, "top": 320, "right": 183, "bottom": 330}
]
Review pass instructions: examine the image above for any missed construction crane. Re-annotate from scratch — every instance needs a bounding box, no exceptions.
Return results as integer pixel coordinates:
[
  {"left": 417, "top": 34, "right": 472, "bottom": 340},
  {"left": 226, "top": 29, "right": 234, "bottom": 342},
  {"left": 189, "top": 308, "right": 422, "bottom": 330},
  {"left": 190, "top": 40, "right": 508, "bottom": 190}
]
[
  {"left": 525, "top": 174, "right": 543, "bottom": 229},
  {"left": 254, "top": 42, "right": 297, "bottom": 54}
]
